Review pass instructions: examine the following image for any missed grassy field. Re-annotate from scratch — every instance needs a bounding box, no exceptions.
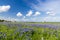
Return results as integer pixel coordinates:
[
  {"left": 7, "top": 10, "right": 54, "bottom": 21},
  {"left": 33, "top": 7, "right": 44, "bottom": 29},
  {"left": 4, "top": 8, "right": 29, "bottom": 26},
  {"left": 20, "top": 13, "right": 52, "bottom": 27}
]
[{"left": 0, "top": 22, "right": 60, "bottom": 40}]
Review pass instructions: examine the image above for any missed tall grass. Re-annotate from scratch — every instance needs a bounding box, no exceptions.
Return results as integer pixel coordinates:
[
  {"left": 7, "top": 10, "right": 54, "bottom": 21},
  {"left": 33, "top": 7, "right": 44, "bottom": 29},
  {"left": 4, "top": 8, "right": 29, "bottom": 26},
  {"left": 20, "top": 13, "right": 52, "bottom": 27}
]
[{"left": 0, "top": 22, "right": 60, "bottom": 40}]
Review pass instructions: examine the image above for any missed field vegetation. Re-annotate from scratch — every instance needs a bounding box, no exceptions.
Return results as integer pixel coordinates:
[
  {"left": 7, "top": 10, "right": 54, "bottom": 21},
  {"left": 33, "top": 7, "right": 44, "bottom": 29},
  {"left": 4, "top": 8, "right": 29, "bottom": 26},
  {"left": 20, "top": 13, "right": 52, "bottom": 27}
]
[{"left": 0, "top": 22, "right": 60, "bottom": 40}]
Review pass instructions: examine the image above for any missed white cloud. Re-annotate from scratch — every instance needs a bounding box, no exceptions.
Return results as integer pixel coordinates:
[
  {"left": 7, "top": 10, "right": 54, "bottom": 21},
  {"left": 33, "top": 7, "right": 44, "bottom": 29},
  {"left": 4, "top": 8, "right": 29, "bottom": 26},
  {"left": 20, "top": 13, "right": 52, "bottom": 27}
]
[
  {"left": 46, "top": 11, "right": 56, "bottom": 16},
  {"left": 26, "top": 10, "right": 33, "bottom": 16},
  {"left": 30, "top": 0, "right": 60, "bottom": 15},
  {"left": 17, "top": 12, "right": 23, "bottom": 17},
  {"left": 33, "top": 11, "right": 40, "bottom": 16},
  {"left": 0, "top": 5, "right": 10, "bottom": 13},
  {"left": 26, "top": 0, "right": 60, "bottom": 22},
  {"left": 43, "top": 16, "right": 60, "bottom": 22}
]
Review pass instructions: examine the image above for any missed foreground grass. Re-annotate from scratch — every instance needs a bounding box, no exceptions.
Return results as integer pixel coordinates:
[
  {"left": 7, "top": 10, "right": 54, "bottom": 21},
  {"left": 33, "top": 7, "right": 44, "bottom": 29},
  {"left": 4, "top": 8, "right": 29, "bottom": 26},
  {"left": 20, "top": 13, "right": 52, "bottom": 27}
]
[{"left": 0, "top": 23, "right": 60, "bottom": 40}]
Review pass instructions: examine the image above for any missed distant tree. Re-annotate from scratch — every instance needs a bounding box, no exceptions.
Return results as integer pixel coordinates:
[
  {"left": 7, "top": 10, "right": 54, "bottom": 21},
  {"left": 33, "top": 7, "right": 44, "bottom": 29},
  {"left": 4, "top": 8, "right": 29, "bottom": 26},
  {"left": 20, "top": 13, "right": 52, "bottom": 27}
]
[{"left": 0, "top": 20, "right": 4, "bottom": 22}]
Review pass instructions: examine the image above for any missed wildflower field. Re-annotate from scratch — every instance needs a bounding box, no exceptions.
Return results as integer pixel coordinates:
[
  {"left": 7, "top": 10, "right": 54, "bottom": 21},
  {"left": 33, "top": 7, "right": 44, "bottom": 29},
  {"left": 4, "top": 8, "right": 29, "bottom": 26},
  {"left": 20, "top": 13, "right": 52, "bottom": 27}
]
[{"left": 0, "top": 22, "right": 60, "bottom": 40}]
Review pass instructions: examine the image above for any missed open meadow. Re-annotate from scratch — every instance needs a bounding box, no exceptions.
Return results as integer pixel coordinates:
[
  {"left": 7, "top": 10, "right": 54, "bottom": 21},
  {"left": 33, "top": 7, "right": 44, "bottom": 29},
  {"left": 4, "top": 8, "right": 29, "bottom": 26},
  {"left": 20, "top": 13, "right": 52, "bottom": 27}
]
[{"left": 0, "top": 22, "right": 60, "bottom": 40}]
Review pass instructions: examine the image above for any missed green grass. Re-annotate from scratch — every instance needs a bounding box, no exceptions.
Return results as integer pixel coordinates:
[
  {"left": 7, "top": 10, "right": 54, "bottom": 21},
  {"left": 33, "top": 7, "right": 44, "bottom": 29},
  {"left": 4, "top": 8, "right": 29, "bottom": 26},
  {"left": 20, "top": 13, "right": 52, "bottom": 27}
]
[{"left": 0, "top": 22, "right": 60, "bottom": 40}]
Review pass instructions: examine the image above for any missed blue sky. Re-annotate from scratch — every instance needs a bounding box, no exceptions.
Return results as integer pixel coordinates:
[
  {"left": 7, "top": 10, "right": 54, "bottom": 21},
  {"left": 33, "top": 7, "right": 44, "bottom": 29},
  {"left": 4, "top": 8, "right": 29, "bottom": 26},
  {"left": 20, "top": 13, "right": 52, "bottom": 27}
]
[{"left": 0, "top": 0, "right": 60, "bottom": 22}]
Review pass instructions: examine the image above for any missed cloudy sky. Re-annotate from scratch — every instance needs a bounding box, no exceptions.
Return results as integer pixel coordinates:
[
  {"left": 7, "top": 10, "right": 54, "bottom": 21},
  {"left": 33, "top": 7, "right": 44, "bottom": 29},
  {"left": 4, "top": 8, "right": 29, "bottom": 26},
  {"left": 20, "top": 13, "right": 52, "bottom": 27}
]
[{"left": 0, "top": 0, "right": 60, "bottom": 22}]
